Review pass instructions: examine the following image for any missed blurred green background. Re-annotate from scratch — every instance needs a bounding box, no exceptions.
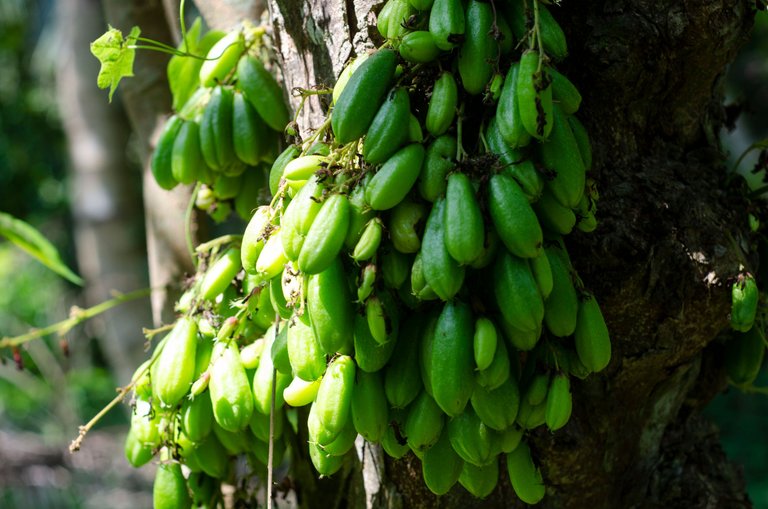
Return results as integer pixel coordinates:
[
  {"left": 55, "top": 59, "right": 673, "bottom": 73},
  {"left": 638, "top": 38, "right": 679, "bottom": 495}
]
[{"left": 0, "top": 1, "right": 766, "bottom": 508}]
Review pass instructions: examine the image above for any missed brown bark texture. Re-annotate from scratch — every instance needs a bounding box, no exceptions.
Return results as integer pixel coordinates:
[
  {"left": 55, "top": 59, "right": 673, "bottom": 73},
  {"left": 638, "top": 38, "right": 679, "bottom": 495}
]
[{"left": 262, "top": 1, "right": 759, "bottom": 508}]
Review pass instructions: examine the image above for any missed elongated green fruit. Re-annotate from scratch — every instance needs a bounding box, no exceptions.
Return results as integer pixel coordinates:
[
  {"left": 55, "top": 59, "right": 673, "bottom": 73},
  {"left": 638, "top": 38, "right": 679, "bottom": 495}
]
[
  {"left": 476, "top": 334, "right": 510, "bottom": 390},
  {"left": 365, "top": 144, "right": 426, "bottom": 210},
  {"left": 298, "top": 194, "right": 350, "bottom": 274},
  {"left": 366, "top": 295, "right": 389, "bottom": 345},
  {"left": 496, "top": 63, "right": 532, "bottom": 149},
  {"left": 287, "top": 315, "right": 326, "bottom": 381},
  {"left": 421, "top": 199, "right": 465, "bottom": 300},
  {"left": 237, "top": 56, "right": 290, "bottom": 131},
  {"left": 534, "top": 188, "right": 577, "bottom": 235},
  {"left": 574, "top": 294, "right": 611, "bottom": 372},
  {"left": 418, "top": 135, "right": 456, "bottom": 202},
  {"left": 199, "top": 86, "right": 235, "bottom": 171},
  {"left": 253, "top": 330, "right": 291, "bottom": 414},
  {"left": 471, "top": 375, "right": 520, "bottom": 431},
  {"left": 124, "top": 429, "right": 153, "bottom": 468},
  {"left": 333, "top": 54, "right": 369, "bottom": 104},
  {"left": 429, "top": 301, "right": 475, "bottom": 417},
  {"left": 429, "top": 0, "right": 465, "bottom": 50},
  {"left": 568, "top": 115, "right": 592, "bottom": 171},
  {"left": 447, "top": 407, "right": 498, "bottom": 466},
  {"left": 444, "top": 172, "right": 484, "bottom": 265},
  {"left": 550, "top": 67, "right": 581, "bottom": 115},
  {"left": 308, "top": 439, "right": 345, "bottom": 476},
  {"left": 312, "top": 355, "right": 356, "bottom": 445},
  {"left": 357, "top": 263, "right": 376, "bottom": 302},
  {"left": 193, "top": 435, "right": 229, "bottom": 479},
  {"left": 200, "top": 248, "right": 241, "bottom": 301},
  {"left": 517, "top": 50, "right": 553, "bottom": 140},
  {"left": 281, "top": 176, "right": 326, "bottom": 260},
  {"left": 321, "top": 419, "right": 358, "bottom": 456},
  {"left": 354, "top": 314, "right": 398, "bottom": 372},
  {"left": 152, "top": 318, "right": 198, "bottom": 407},
  {"left": 364, "top": 87, "right": 411, "bottom": 164},
  {"left": 131, "top": 399, "right": 161, "bottom": 447},
  {"left": 726, "top": 327, "right": 766, "bottom": 385},
  {"left": 405, "top": 391, "right": 444, "bottom": 452},
  {"left": 307, "top": 258, "right": 354, "bottom": 354},
  {"left": 460, "top": 461, "right": 499, "bottom": 499},
  {"left": 208, "top": 342, "right": 254, "bottom": 431},
  {"left": 377, "top": 0, "right": 415, "bottom": 40},
  {"left": 381, "top": 407, "right": 410, "bottom": 459},
  {"left": 486, "top": 118, "right": 542, "bottom": 201},
  {"left": 505, "top": 0, "right": 567, "bottom": 61},
  {"left": 473, "top": 317, "right": 497, "bottom": 371},
  {"left": 506, "top": 442, "right": 546, "bottom": 504},
  {"left": 494, "top": 251, "right": 544, "bottom": 334},
  {"left": 332, "top": 49, "right": 397, "bottom": 144},
  {"left": 233, "top": 92, "right": 269, "bottom": 165},
  {"left": 389, "top": 199, "right": 427, "bottom": 254},
  {"left": 422, "top": 431, "right": 464, "bottom": 495},
  {"left": 181, "top": 394, "right": 214, "bottom": 442},
  {"left": 525, "top": 373, "right": 550, "bottom": 406},
  {"left": 544, "top": 246, "right": 578, "bottom": 337},
  {"left": 731, "top": 274, "right": 759, "bottom": 332},
  {"left": 540, "top": 105, "right": 586, "bottom": 209},
  {"left": 351, "top": 370, "right": 389, "bottom": 442},
  {"left": 249, "top": 406, "right": 284, "bottom": 442},
  {"left": 426, "top": 72, "right": 458, "bottom": 136},
  {"left": 353, "top": 219, "right": 383, "bottom": 261},
  {"left": 154, "top": 462, "right": 192, "bottom": 509},
  {"left": 151, "top": 115, "right": 183, "bottom": 190},
  {"left": 384, "top": 317, "right": 423, "bottom": 408},
  {"left": 240, "top": 338, "right": 264, "bottom": 370},
  {"left": 284, "top": 376, "right": 322, "bottom": 407},
  {"left": 488, "top": 173, "right": 543, "bottom": 258},
  {"left": 199, "top": 30, "right": 243, "bottom": 87},
  {"left": 269, "top": 145, "right": 300, "bottom": 196},
  {"left": 400, "top": 31, "right": 441, "bottom": 63},
  {"left": 409, "top": 0, "right": 433, "bottom": 10},
  {"left": 241, "top": 206, "right": 271, "bottom": 274},
  {"left": 458, "top": 0, "right": 496, "bottom": 95},
  {"left": 410, "top": 252, "right": 439, "bottom": 301},
  {"left": 344, "top": 176, "right": 375, "bottom": 249},
  {"left": 545, "top": 373, "right": 572, "bottom": 431},
  {"left": 530, "top": 253, "right": 553, "bottom": 300},
  {"left": 172, "top": 120, "right": 204, "bottom": 184}
]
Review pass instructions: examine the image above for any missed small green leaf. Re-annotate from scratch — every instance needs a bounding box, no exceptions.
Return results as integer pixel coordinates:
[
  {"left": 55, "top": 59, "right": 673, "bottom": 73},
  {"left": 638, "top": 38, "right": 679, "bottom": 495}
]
[
  {"left": 90, "top": 25, "right": 141, "bottom": 102},
  {"left": 0, "top": 212, "right": 84, "bottom": 286}
]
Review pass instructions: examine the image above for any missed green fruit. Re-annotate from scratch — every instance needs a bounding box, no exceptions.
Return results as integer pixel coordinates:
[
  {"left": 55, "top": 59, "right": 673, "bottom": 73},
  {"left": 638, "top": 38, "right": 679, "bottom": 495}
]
[
  {"left": 529, "top": 252, "right": 554, "bottom": 299},
  {"left": 494, "top": 251, "right": 544, "bottom": 335},
  {"left": 472, "top": 376, "right": 520, "bottom": 431},
  {"left": 731, "top": 274, "right": 759, "bottom": 332},
  {"left": 444, "top": 172, "right": 484, "bottom": 265},
  {"left": 357, "top": 263, "right": 377, "bottom": 302},
  {"left": 192, "top": 434, "right": 229, "bottom": 479},
  {"left": 152, "top": 317, "right": 198, "bottom": 407},
  {"left": 539, "top": 105, "right": 586, "bottom": 209},
  {"left": 199, "top": 30, "right": 244, "bottom": 87},
  {"left": 297, "top": 194, "right": 350, "bottom": 274},
  {"left": 418, "top": 135, "right": 457, "bottom": 202},
  {"left": 380, "top": 247, "right": 410, "bottom": 289},
  {"left": 458, "top": 0, "right": 497, "bottom": 95},
  {"left": 271, "top": 322, "right": 293, "bottom": 375},
  {"left": 283, "top": 376, "right": 322, "bottom": 407},
  {"left": 726, "top": 327, "right": 766, "bottom": 385},
  {"left": 545, "top": 373, "right": 572, "bottom": 431},
  {"left": 307, "top": 258, "right": 355, "bottom": 354},
  {"left": 405, "top": 391, "right": 445, "bottom": 452},
  {"left": 253, "top": 330, "right": 292, "bottom": 414},
  {"left": 151, "top": 115, "right": 183, "bottom": 190},
  {"left": 130, "top": 399, "right": 161, "bottom": 447},
  {"left": 544, "top": 246, "right": 579, "bottom": 337},
  {"left": 534, "top": 189, "right": 577, "bottom": 235},
  {"left": 488, "top": 173, "right": 543, "bottom": 259},
  {"left": 311, "top": 355, "right": 356, "bottom": 445},
  {"left": 237, "top": 55, "right": 290, "bottom": 131},
  {"left": 172, "top": 120, "right": 204, "bottom": 184},
  {"left": 550, "top": 67, "right": 582, "bottom": 115},
  {"left": 363, "top": 87, "right": 411, "bottom": 164},
  {"left": 389, "top": 199, "right": 427, "bottom": 254},
  {"left": 517, "top": 50, "right": 553, "bottom": 140},
  {"left": 124, "top": 428, "right": 154, "bottom": 468},
  {"left": 248, "top": 406, "right": 284, "bottom": 442},
  {"left": 422, "top": 430, "right": 464, "bottom": 495},
  {"left": 200, "top": 86, "right": 236, "bottom": 171},
  {"left": 154, "top": 463, "right": 192, "bottom": 509},
  {"left": 426, "top": 72, "right": 458, "bottom": 136},
  {"left": 506, "top": 442, "right": 546, "bottom": 504},
  {"left": 308, "top": 440, "right": 346, "bottom": 476},
  {"left": 485, "top": 117, "right": 542, "bottom": 200},
  {"left": 476, "top": 335, "right": 511, "bottom": 390},
  {"left": 429, "top": 0, "right": 465, "bottom": 50},
  {"left": 353, "top": 218, "right": 384, "bottom": 261},
  {"left": 496, "top": 63, "right": 532, "bottom": 149},
  {"left": 321, "top": 418, "right": 358, "bottom": 456},
  {"left": 505, "top": 0, "right": 567, "bottom": 61},
  {"left": 241, "top": 206, "right": 272, "bottom": 274},
  {"left": 232, "top": 91, "right": 269, "bottom": 165},
  {"left": 384, "top": 317, "right": 423, "bottom": 408},
  {"left": 351, "top": 370, "right": 389, "bottom": 442},
  {"left": 377, "top": 0, "right": 415, "bottom": 40},
  {"left": 281, "top": 176, "right": 326, "bottom": 261},
  {"left": 181, "top": 395, "right": 214, "bottom": 442},
  {"left": 287, "top": 314, "right": 327, "bottom": 381},
  {"left": 568, "top": 115, "right": 592, "bottom": 171},
  {"left": 474, "top": 317, "right": 498, "bottom": 371},
  {"left": 365, "top": 143, "right": 426, "bottom": 210},
  {"left": 574, "top": 294, "right": 612, "bottom": 372},
  {"left": 332, "top": 49, "right": 398, "bottom": 144},
  {"left": 269, "top": 145, "right": 300, "bottom": 196},
  {"left": 447, "top": 407, "right": 499, "bottom": 466},
  {"left": 354, "top": 313, "right": 399, "bottom": 373},
  {"left": 200, "top": 248, "right": 242, "bottom": 301},
  {"left": 421, "top": 199, "right": 465, "bottom": 300},
  {"left": 400, "top": 31, "right": 441, "bottom": 63},
  {"left": 459, "top": 461, "right": 499, "bottom": 499},
  {"left": 429, "top": 301, "right": 475, "bottom": 417},
  {"left": 208, "top": 342, "right": 254, "bottom": 431}
]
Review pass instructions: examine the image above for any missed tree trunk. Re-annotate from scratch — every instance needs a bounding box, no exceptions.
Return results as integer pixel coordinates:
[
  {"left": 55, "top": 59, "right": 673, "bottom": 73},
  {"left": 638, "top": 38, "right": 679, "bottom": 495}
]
[{"left": 262, "top": 1, "right": 757, "bottom": 508}]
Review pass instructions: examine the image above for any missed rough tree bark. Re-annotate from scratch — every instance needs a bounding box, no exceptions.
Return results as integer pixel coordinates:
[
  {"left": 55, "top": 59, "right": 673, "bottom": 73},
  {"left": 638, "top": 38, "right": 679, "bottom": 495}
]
[{"left": 262, "top": 1, "right": 758, "bottom": 508}]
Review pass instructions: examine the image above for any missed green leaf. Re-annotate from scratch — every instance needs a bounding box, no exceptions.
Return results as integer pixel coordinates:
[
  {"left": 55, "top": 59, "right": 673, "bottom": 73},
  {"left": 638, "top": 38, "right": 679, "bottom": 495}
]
[
  {"left": 0, "top": 212, "right": 84, "bottom": 286},
  {"left": 168, "top": 18, "right": 224, "bottom": 111},
  {"left": 90, "top": 25, "right": 141, "bottom": 102}
]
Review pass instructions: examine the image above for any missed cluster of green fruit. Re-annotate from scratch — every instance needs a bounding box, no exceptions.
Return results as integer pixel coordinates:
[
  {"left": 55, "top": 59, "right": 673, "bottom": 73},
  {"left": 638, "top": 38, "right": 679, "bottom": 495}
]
[
  {"left": 126, "top": 1, "right": 618, "bottom": 506},
  {"left": 150, "top": 22, "right": 288, "bottom": 222}
]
